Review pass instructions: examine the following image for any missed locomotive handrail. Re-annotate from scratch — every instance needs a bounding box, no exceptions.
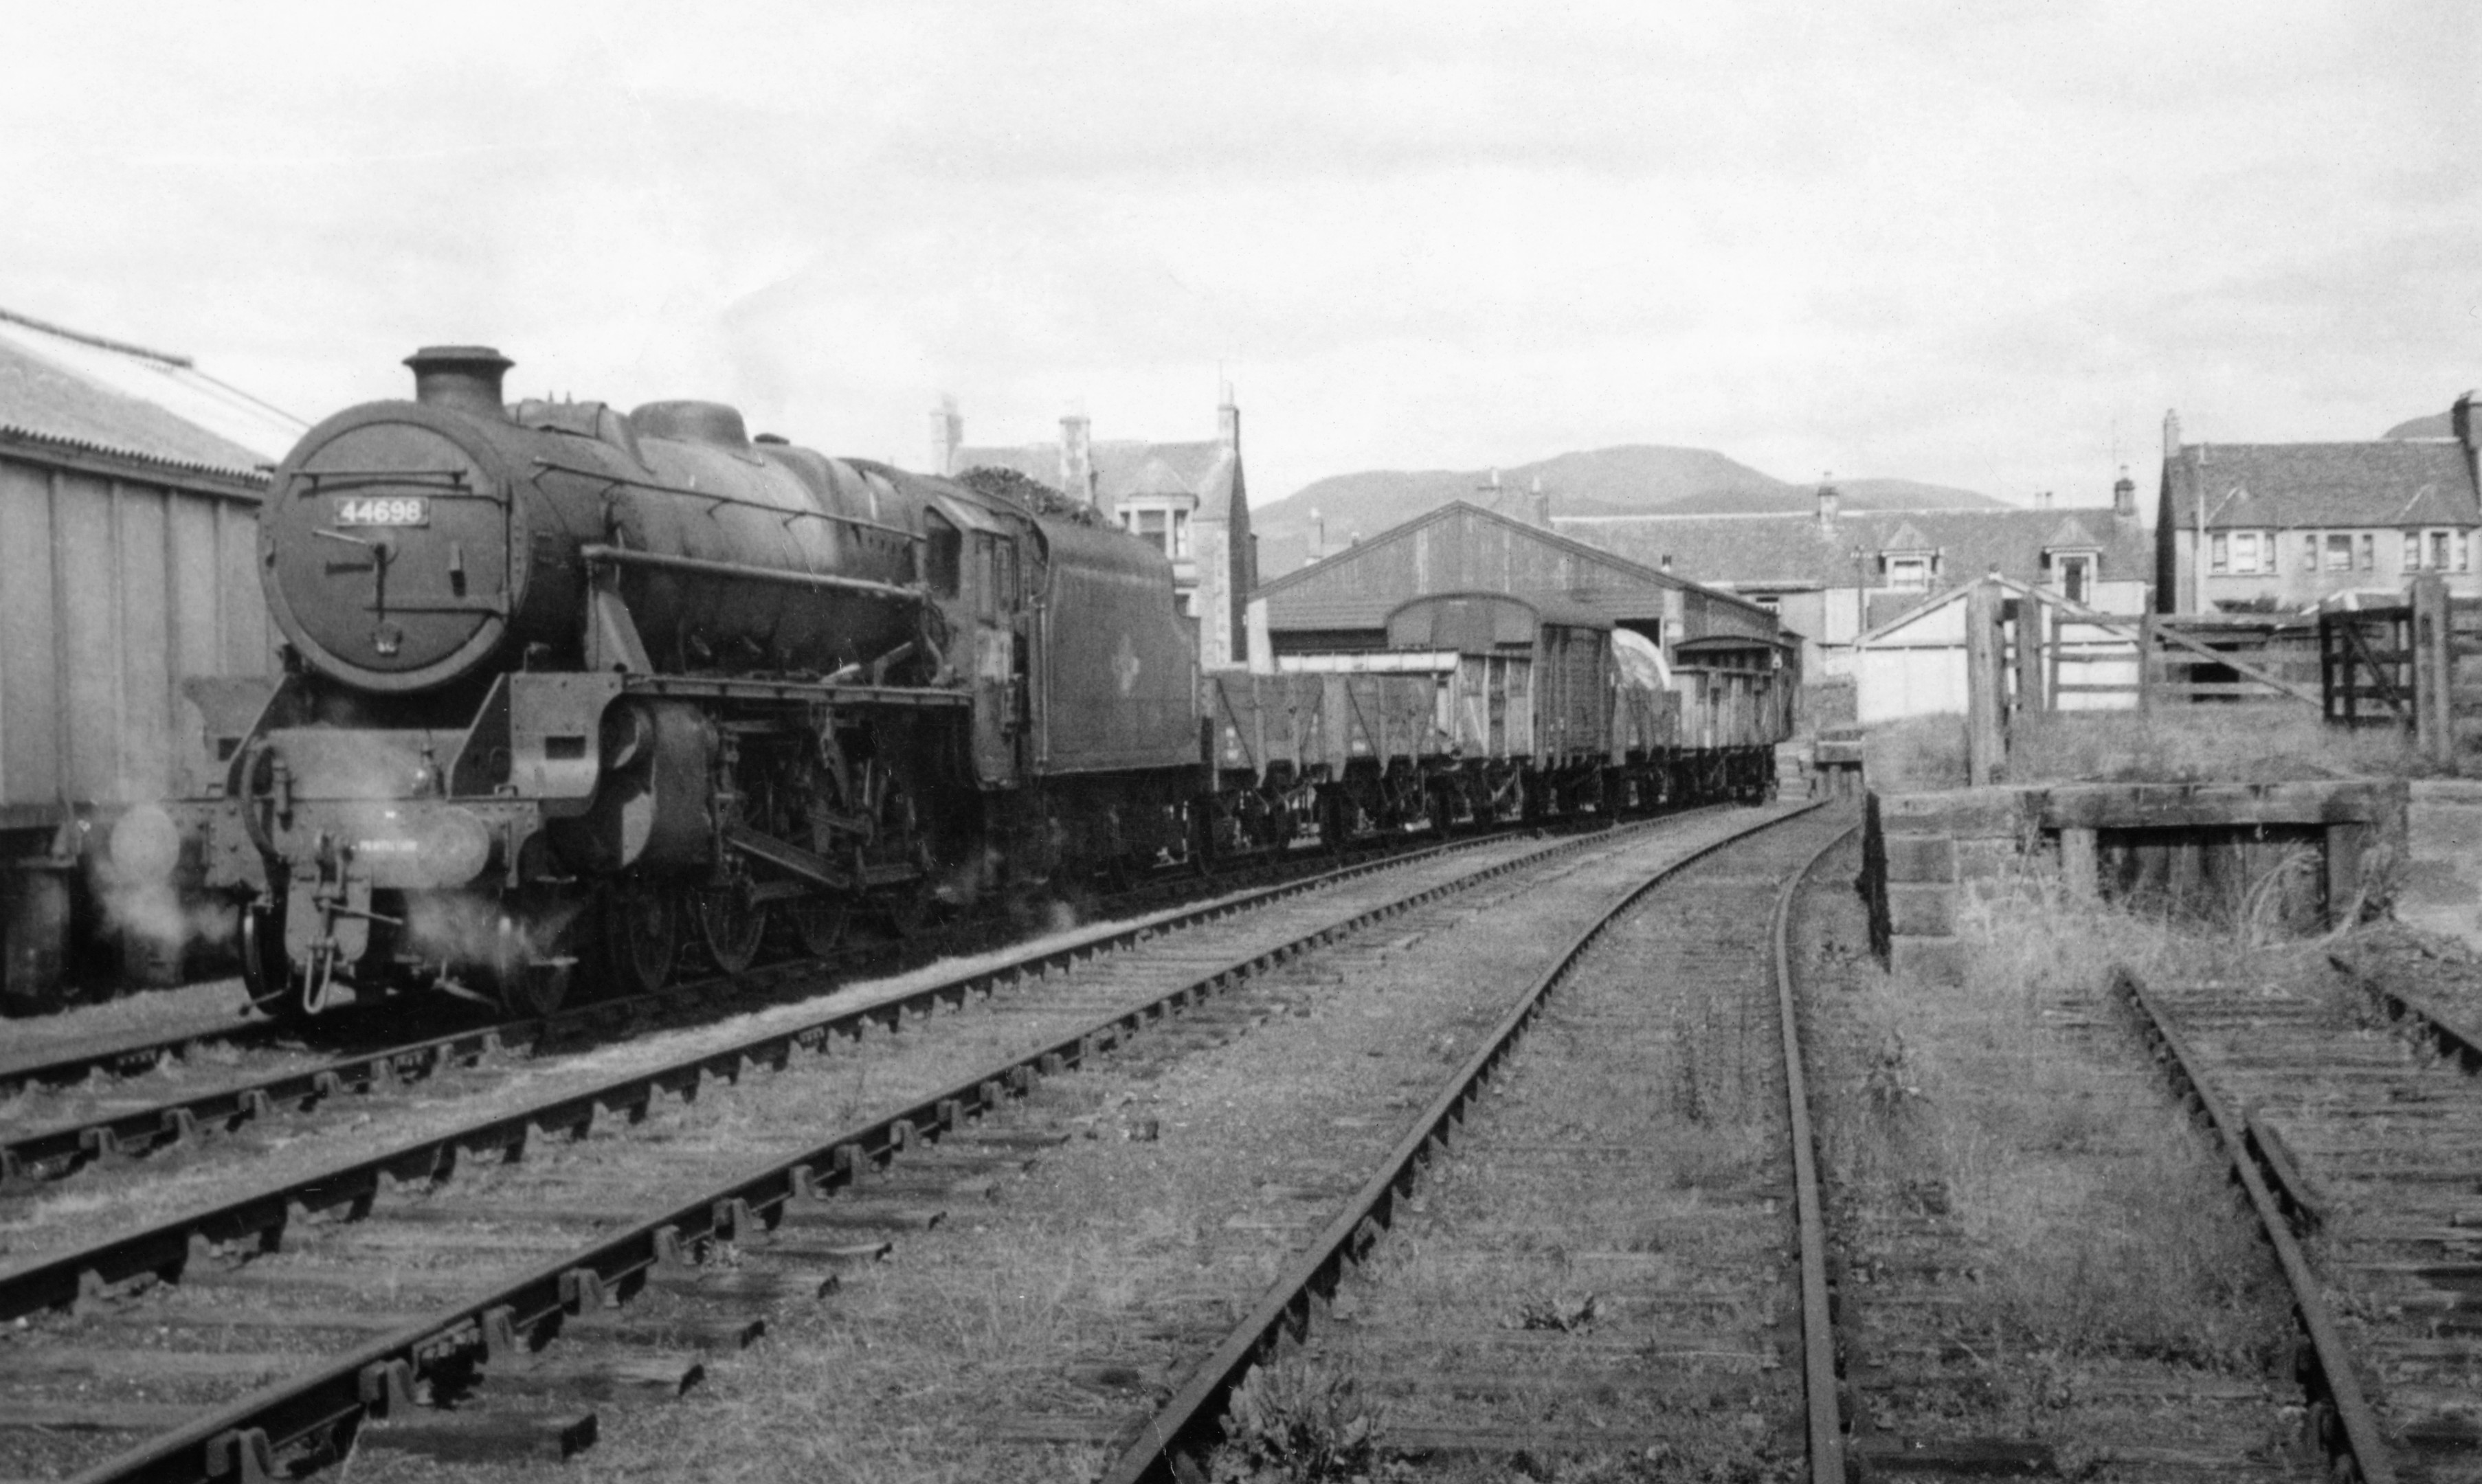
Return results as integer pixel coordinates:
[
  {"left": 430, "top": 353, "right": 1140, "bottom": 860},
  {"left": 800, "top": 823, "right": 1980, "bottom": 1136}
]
[
  {"left": 536, "top": 457, "right": 922, "bottom": 542},
  {"left": 578, "top": 543, "right": 926, "bottom": 603}
]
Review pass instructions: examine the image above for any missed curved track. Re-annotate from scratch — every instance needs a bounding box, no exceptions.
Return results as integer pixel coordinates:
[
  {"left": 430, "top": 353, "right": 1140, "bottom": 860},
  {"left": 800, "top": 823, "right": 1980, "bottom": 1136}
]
[{"left": 1091, "top": 803, "right": 1850, "bottom": 1482}]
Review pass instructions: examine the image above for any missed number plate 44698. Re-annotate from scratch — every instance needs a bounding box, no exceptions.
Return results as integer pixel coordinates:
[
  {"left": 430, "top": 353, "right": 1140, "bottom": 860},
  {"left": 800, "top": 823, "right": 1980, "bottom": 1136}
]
[{"left": 333, "top": 496, "right": 430, "bottom": 527}]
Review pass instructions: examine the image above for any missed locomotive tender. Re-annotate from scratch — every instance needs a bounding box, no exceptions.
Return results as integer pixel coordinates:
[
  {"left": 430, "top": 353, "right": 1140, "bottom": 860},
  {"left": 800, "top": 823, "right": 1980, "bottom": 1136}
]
[{"left": 122, "top": 347, "right": 1790, "bottom": 1019}]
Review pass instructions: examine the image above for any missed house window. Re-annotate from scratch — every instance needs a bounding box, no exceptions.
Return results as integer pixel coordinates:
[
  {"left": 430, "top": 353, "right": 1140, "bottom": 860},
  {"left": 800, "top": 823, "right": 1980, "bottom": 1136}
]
[
  {"left": 1886, "top": 556, "right": 1929, "bottom": 591},
  {"left": 2057, "top": 553, "right": 2094, "bottom": 605},
  {"left": 2211, "top": 532, "right": 2275, "bottom": 576},
  {"left": 2303, "top": 532, "right": 2319, "bottom": 569},
  {"left": 1172, "top": 508, "right": 1192, "bottom": 560},
  {"left": 2411, "top": 529, "right": 2466, "bottom": 572},
  {"left": 1753, "top": 594, "right": 1780, "bottom": 614},
  {"left": 1135, "top": 508, "right": 1168, "bottom": 553},
  {"left": 2463, "top": 532, "right": 2473, "bottom": 572},
  {"left": 2360, "top": 532, "right": 2375, "bottom": 572},
  {"left": 2324, "top": 533, "right": 2354, "bottom": 573}
]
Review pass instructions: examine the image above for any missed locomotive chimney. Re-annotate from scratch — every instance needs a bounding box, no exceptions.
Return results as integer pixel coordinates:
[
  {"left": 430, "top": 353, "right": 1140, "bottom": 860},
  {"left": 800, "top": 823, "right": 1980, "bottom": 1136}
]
[{"left": 405, "top": 346, "right": 513, "bottom": 419}]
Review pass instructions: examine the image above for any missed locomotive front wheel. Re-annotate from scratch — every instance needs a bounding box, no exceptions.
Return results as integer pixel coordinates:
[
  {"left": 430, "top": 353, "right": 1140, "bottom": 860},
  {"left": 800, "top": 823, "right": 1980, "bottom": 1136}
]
[
  {"left": 695, "top": 886, "right": 768, "bottom": 976},
  {"left": 239, "top": 902, "right": 317, "bottom": 1022},
  {"left": 603, "top": 879, "right": 679, "bottom": 997},
  {"left": 487, "top": 912, "right": 574, "bottom": 1018}
]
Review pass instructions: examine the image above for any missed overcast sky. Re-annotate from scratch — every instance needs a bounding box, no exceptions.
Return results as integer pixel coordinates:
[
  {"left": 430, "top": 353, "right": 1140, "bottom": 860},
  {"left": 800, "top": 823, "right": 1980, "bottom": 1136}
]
[{"left": 5, "top": 1, "right": 2474, "bottom": 506}]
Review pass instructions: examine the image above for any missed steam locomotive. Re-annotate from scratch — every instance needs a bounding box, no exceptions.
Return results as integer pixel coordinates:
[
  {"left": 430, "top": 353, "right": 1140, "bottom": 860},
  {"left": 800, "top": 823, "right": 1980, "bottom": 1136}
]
[{"left": 120, "top": 348, "right": 1788, "bottom": 1020}]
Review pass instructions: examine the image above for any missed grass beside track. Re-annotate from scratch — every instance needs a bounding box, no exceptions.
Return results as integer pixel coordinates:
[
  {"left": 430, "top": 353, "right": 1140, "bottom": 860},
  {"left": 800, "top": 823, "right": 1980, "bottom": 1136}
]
[{"left": 1803, "top": 846, "right": 2327, "bottom": 1473}]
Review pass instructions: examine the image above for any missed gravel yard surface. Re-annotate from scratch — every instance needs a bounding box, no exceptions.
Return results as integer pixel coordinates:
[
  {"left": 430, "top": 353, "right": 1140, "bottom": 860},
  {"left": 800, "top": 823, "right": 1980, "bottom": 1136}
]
[
  {"left": 0, "top": 836, "right": 1566, "bottom": 1270},
  {"left": 320, "top": 804, "right": 1803, "bottom": 1484},
  {"left": 3, "top": 816, "right": 1757, "bottom": 1481}
]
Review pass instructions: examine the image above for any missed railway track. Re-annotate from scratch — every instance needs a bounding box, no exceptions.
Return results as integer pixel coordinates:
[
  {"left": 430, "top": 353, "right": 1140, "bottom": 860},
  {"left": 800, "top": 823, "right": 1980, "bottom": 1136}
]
[
  {"left": 2116, "top": 958, "right": 2482, "bottom": 1483},
  {"left": 1793, "top": 839, "right": 2335, "bottom": 1481},
  {"left": 0, "top": 802, "right": 1789, "bottom": 1484},
  {"left": 1033, "top": 802, "right": 1855, "bottom": 1482},
  {"left": 0, "top": 820, "right": 1571, "bottom": 1188}
]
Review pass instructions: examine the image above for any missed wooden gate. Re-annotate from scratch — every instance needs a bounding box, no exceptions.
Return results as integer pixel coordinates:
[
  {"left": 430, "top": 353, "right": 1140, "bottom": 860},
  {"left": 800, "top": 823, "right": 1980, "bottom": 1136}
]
[{"left": 2319, "top": 604, "right": 2413, "bottom": 728}]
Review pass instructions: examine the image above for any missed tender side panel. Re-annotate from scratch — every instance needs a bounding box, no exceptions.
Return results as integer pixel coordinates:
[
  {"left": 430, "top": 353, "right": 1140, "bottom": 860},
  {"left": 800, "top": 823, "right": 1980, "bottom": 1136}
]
[{"left": 1036, "top": 521, "right": 1198, "bottom": 775}]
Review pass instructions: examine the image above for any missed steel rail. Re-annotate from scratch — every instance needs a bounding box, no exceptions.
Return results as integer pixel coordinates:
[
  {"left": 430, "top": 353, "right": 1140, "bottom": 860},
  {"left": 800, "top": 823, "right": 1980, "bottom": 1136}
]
[
  {"left": 0, "top": 811, "right": 1652, "bottom": 1320},
  {"left": 1776, "top": 823, "right": 1859, "bottom": 1484},
  {"left": 5, "top": 789, "right": 1568, "bottom": 1106},
  {"left": 2110, "top": 968, "right": 2395, "bottom": 1484},
  {"left": 0, "top": 809, "right": 1618, "bottom": 1191},
  {"left": 55, "top": 805, "right": 1758, "bottom": 1484},
  {"left": 1097, "top": 800, "right": 1832, "bottom": 1484}
]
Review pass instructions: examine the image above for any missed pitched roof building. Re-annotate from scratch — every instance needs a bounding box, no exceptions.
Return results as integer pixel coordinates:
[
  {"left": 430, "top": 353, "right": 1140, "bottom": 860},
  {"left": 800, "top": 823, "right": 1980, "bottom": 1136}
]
[
  {"left": 0, "top": 306, "right": 302, "bottom": 480},
  {"left": 1554, "top": 480, "right": 2151, "bottom": 674},
  {"left": 1249, "top": 498, "right": 1779, "bottom": 665},
  {"left": 927, "top": 394, "right": 1257, "bottom": 668},
  {"left": 2155, "top": 396, "right": 2482, "bottom": 613}
]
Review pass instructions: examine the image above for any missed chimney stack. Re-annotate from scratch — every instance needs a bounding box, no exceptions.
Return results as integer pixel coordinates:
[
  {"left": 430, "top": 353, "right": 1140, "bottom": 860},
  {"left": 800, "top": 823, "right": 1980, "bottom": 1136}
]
[
  {"left": 1309, "top": 507, "right": 1326, "bottom": 565},
  {"left": 1218, "top": 382, "right": 1240, "bottom": 452},
  {"left": 928, "top": 394, "right": 961, "bottom": 475},
  {"left": 1059, "top": 412, "right": 1093, "bottom": 505},
  {"left": 2036, "top": 490, "right": 2053, "bottom": 510},
  {"left": 1530, "top": 474, "right": 1551, "bottom": 528},
  {"left": 2113, "top": 465, "right": 2137, "bottom": 517},
  {"left": 2456, "top": 390, "right": 2481, "bottom": 497},
  {"left": 2162, "top": 408, "right": 2182, "bottom": 461},
  {"left": 1815, "top": 481, "right": 1840, "bottom": 528},
  {"left": 405, "top": 346, "right": 512, "bottom": 419},
  {"left": 1660, "top": 554, "right": 1674, "bottom": 573}
]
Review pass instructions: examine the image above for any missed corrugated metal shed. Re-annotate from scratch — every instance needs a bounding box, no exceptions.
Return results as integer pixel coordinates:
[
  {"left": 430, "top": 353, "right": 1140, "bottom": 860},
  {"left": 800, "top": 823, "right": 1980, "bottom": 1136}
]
[
  {"left": 0, "top": 309, "right": 301, "bottom": 831},
  {"left": 0, "top": 307, "right": 303, "bottom": 477}
]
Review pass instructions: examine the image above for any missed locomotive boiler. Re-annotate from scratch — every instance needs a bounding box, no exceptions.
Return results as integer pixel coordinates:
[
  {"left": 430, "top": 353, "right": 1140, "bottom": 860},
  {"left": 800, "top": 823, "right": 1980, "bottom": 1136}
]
[{"left": 132, "top": 347, "right": 1200, "bottom": 1017}]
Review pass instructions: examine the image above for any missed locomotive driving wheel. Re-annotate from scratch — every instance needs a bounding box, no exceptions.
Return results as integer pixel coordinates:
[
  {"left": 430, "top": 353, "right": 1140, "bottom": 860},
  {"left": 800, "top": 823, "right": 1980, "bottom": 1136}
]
[
  {"left": 694, "top": 882, "right": 768, "bottom": 975},
  {"left": 603, "top": 875, "right": 679, "bottom": 997},
  {"left": 790, "top": 895, "right": 849, "bottom": 958}
]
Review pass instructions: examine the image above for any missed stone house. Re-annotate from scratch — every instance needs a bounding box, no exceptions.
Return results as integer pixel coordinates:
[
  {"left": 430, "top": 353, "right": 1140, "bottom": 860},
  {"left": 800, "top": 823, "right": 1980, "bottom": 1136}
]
[{"left": 2154, "top": 393, "right": 2482, "bottom": 614}]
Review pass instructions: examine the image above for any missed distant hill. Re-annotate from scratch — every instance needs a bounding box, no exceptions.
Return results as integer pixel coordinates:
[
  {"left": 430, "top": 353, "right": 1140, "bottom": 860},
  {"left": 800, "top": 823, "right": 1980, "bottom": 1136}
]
[
  {"left": 2385, "top": 409, "right": 2454, "bottom": 439},
  {"left": 1253, "top": 446, "right": 1998, "bottom": 578}
]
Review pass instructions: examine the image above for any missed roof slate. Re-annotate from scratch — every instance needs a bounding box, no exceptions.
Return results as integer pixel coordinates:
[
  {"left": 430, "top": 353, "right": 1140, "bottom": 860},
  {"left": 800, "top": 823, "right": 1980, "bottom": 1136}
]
[
  {"left": 1554, "top": 504, "right": 2152, "bottom": 591},
  {"left": 0, "top": 312, "right": 304, "bottom": 479},
  {"left": 2162, "top": 440, "right": 2479, "bottom": 531}
]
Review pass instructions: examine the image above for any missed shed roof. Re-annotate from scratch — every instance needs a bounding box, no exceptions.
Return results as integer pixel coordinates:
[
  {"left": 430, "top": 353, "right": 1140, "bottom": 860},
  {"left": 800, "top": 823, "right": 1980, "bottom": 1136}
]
[
  {"left": 1258, "top": 499, "right": 1767, "bottom": 631},
  {"left": 0, "top": 308, "right": 304, "bottom": 480},
  {"left": 1555, "top": 504, "right": 2151, "bottom": 590},
  {"left": 2162, "top": 440, "right": 2479, "bottom": 530}
]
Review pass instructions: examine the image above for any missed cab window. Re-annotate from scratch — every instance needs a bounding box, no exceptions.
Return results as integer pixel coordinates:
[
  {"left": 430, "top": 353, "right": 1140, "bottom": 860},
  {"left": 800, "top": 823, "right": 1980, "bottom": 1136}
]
[{"left": 923, "top": 511, "right": 961, "bottom": 598}]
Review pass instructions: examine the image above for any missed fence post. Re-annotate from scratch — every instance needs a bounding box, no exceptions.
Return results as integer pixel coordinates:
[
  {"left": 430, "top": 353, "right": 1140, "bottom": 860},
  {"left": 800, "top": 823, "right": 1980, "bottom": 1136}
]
[
  {"left": 2138, "top": 614, "right": 2155, "bottom": 712},
  {"left": 1966, "top": 581, "right": 2004, "bottom": 785},
  {"left": 2012, "top": 595, "right": 2044, "bottom": 719},
  {"left": 2414, "top": 573, "right": 2454, "bottom": 767}
]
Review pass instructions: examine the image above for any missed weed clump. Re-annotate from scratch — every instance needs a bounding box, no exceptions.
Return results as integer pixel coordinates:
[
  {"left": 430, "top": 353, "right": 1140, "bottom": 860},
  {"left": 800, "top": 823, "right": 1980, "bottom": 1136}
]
[{"left": 1209, "top": 1358, "right": 1407, "bottom": 1483}]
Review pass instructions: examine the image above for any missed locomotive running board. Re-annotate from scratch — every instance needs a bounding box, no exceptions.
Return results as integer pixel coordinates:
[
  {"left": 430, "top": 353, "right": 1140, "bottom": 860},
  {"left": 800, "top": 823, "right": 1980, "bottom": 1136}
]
[{"left": 721, "top": 824, "right": 922, "bottom": 892}]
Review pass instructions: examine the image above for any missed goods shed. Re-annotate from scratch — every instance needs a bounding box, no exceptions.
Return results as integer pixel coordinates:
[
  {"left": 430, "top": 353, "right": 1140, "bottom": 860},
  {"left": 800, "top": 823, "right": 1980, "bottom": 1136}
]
[
  {"left": 1244, "top": 498, "right": 1776, "bottom": 668},
  {"left": 0, "top": 307, "right": 303, "bottom": 1006}
]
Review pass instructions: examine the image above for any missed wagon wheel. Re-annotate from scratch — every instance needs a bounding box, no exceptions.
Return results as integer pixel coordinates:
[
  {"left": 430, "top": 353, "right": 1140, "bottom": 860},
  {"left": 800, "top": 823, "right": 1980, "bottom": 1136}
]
[
  {"left": 790, "top": 895, "right": 849, "bottom": 958},
  {"left": 602, "top": 877, "right": 679, "bottom": 997},
  {"left": 693, "top": 884, "right": 768, "bottom": 976}
]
